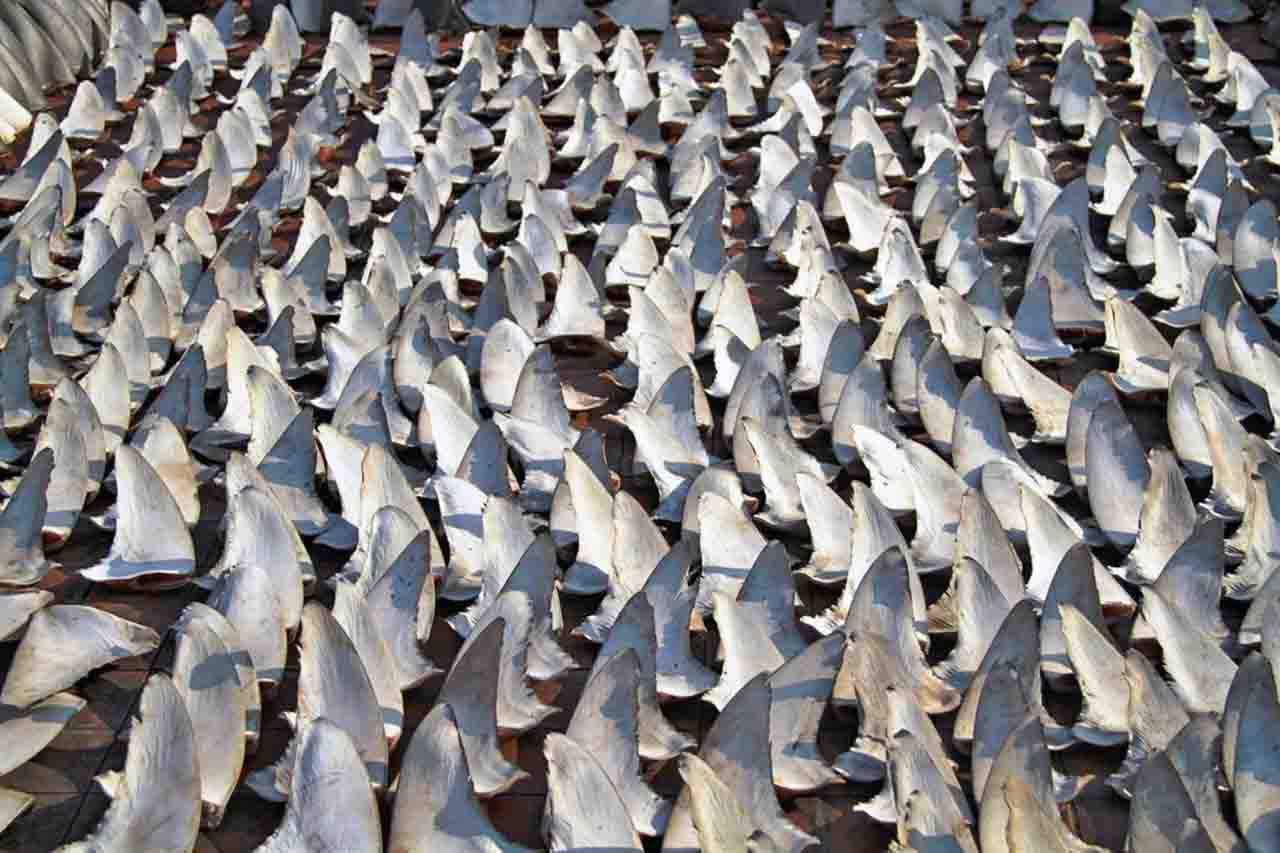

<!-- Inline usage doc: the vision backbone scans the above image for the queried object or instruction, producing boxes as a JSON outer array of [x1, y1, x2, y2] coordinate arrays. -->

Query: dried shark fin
[[1195, 380, 1251, 520], [634, 539, 716, 703], [844, 547, 958, 713], [567, 649, 671, 836], [577, 491, 669, 644], [354, 519, 441, 690], [972, 662, 1036, 807], [1085, 399, 1150, 550], [435, 617, 528, 796], [952, 377, 1065, 497], [1232, 655, 1280, 853], [1108, 650, 1191, 799], [1142, 587, 1236, 715], [1117, 449, 1198, 585], [1140, 516, 1230, 647], [932, 557, 1016, 691], [82, 444, 196, 586], [33, 398, 87, 549], [543, 731, 644, 852], [448, 495, 534, 637], [332, 579, 408, 747], [795, 472, 853, 585], [743, 417, 826, 532], [953, 600, 1043, 753], [705, 542, 807, 711], [883, 728, 977, 848], [697, 491, 768, 613], [458, 538, 563, 733], [978, 717, 1089, 853], [389, 703, 534, 853], [805, 482, 925, 636], [207, 562, 288, 690], [0, 448, 54, 586], [255, 719, 382, 853], [1162, 717, 1245, 853], [1227, 462, 1280, 602], [0, 604, 159, 709], [172, 603, 249, 828], [1059, 603, 1127, 746], [1038, 541, 1110, 695], [676, 752, 764, 852], [247, 603, 388, 801], [61, 675, 200, 853], [767, 632, 844, 793], [1127, 749, 1218, 853], [662, 674, 818, 853], [592, 589, 694, 761], [206, 485, 304, 631]]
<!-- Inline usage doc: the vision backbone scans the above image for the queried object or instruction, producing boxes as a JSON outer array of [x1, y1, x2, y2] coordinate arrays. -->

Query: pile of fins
[[0, 0, 1278, 850]]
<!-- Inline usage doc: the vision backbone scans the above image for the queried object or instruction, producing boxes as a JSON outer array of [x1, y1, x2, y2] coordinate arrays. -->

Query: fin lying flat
[[1, 605, 159, 709], [0, 690, 85, 782], [0, 787, 32, 836], [0, 590, 52, 640]]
